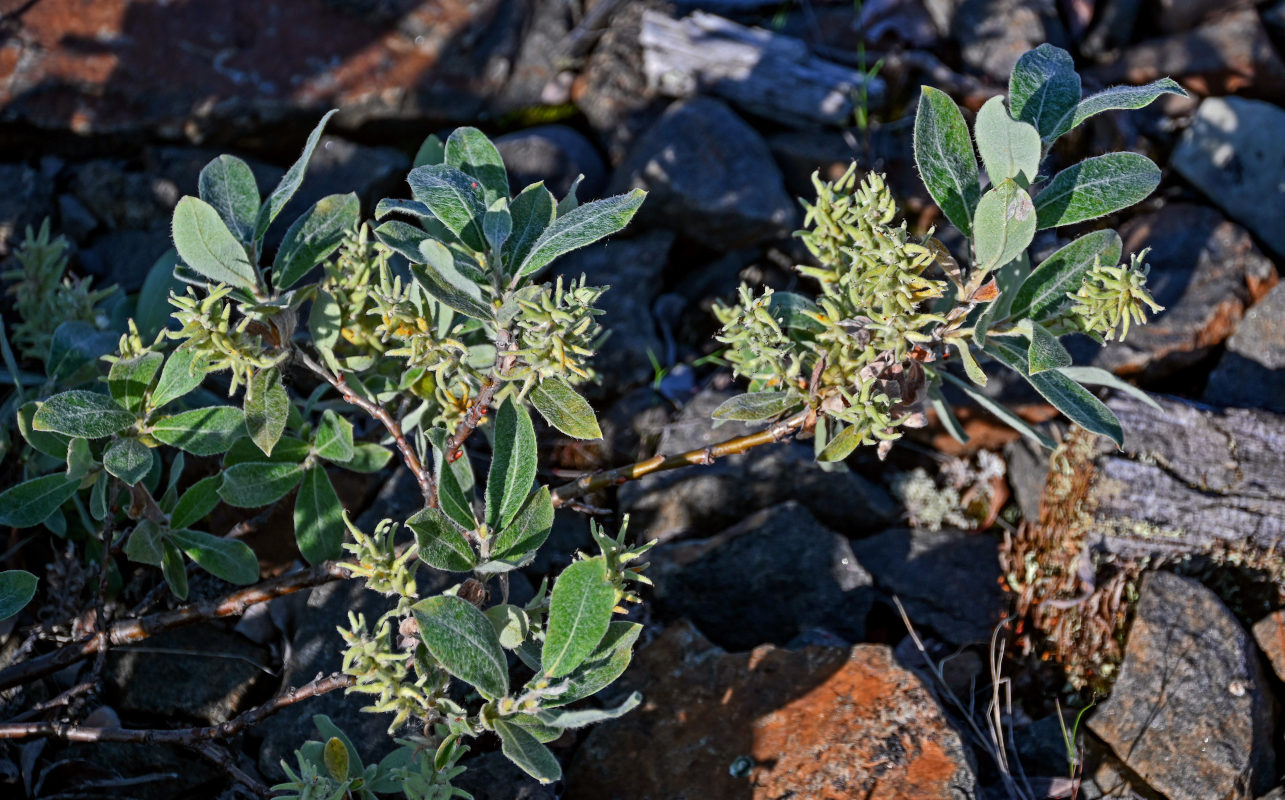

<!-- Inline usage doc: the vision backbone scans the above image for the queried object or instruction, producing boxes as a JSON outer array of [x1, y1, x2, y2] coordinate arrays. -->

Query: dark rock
[[495, 125, 607, 201], [850, 527, 1007, 647], [105, 625, 266, 724], [1251, 608, 1285, 684], [619, 389, 898, 543], [566, 620, 977, 799], [54, 740, 220, 800], [1069, 204, 1277, 381], [1088, 571, 1276, 800], [0, 163, 55, 255], [1204, 282, 1285, 412], [1267, 1, 1285, 44], [144, 146, 285, 201], [553, 230, 674, 395], [610, 96, 795, 250], [490, 0, 575, 115], [78, 228, 172, 292], [597, 386, 670, 465], [652, 502, 877, 649], [1173, 96, 1285, 259], [56, 194, 98, 242], [69, 160, 179, 230], [453, 751, 557, 800], [1011, 713, 1077, 777], [1155, 0, 1254, 33], [1003, 437, 1048, 523], [953, 0, 1068, 82]]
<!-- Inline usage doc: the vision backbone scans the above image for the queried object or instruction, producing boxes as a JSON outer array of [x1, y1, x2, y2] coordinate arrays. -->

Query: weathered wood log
[[639, 10, 886, 127]]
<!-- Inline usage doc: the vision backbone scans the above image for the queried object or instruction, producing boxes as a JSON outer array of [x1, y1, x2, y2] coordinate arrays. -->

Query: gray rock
[[69, 160, 180, 230], [144, 146, 285, 201], [1204, 282, 1285, 412], [652, 502, 876, 649], [953, 0, 1067, 82], [1088, 571, 1276, 800], [1004, 437, 1048, 523], [850, 527, 1007, 646], [275, 136, 408, 238], [78, 228, 172, 292], [495, 125, 607, 201], [453, 751, 557, 800], [56, 194, 98, 242], [1155, 0, 1253, 33], [611, 97, 795, 250], [1174, 98, 1285, 259], [1267, 0, 1285, 44], [0, 163, 54, 255]]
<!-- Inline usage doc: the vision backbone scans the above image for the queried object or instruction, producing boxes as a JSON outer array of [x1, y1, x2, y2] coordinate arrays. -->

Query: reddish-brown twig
[[443, 328, 515, 463]]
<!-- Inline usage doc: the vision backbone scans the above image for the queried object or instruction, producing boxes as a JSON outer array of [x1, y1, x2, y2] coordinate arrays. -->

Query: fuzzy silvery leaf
[[324, 738, 349, 782], [406, 506, 476, 572], [502, 182, 556, 276], [16, 402, 70, 459], [151, 348, 209, 410], [170, 475, 222, 530], [543, 556, 616, 678], [493, 719, 561, 784], [557, 174, 584, 216], [125, 519, 165, 566], [486, 398, 538, 531], [294, 466, 345, 564], [1025, 321, 1073, 375], [940, 371, 1055, 449], [65, 437, 93, 481], [768, 292, 826, 334], [429, 428, 477, 530], [169, 528, 260, 585], [136, 250, 184, 341], [161, 539, 188, 600], [313, 715, 364, 779], [1067, 78, 1186, 132], [313, 409, 355, 463], [198, 155, 260, 244], [1056, 366, 1162, 411], [48, 322, 119, 385], [309, 288, 342, 356], [928, 387, 969, 446], [975, 96, 1042, 187], [530, 379, 602, 440], [224, 435, 310, 467], [411, 239, 492, 321], [254, 109, 337, 244], [445, 127, 509, 204], [245, 367, 289, 457], [1009, 229, 1123, 322], [1008, 44, 1081, 142], [972, 179, 1036, 275], [535, 691, 642, 729], [372, 220, 432, 263], [273, 193, 360, 290], [0, 570, 37, 621], [816, 423, 863, 462], [711, 391, 796, 423], [172, 196, 259, 292], [413, 594, 510, 699], [151, 406, 246, 456], [950, 339, 989, 387], [103, 437, 152, 486], [374, 197, 435, 223], [0, 474, 80, 528], [985, 337, 1123, 446], [407, 164, 488, 251], [515, 189, 646, 278], [219, 461, 305, 508], [413, 133, 445, 168], [1034, 153, 1160, 229], [485, 604, 530, 650], [484, 204, 513, 252], [109, 351, 164, 414], [34, 391, 133, 439], [483, 486, 554, 574], [342, 442, 394, 474], [913, 86, 981, 237], [542, 621, 641, 707]]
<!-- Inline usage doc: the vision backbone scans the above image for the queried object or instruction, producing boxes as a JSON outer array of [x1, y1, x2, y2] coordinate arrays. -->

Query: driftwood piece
[[640, 10, 886, 126]]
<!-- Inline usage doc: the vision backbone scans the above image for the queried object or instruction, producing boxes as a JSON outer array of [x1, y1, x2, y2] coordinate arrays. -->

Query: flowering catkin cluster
[[1067, 250, 1163, 341], [509, 275, 605, 391], [167, 284, 284, 393]]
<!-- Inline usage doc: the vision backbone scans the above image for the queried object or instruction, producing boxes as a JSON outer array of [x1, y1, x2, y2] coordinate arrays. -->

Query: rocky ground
[[2, 0, 1285, 798]]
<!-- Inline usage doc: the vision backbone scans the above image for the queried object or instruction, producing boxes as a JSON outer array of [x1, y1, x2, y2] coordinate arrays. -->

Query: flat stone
[[610, 96, 795, 250], [1174, 96, 1285, 259], [496, 125, 607, 203], [954, 0, 1068, 82], [1088, 571, 1276, 800], [565, 621, 977, 800], [1251, 608, 1285, 684], [1155, 0, 1254, 33], [68, 160, 179, 230], [0, 163, 54, 255], [652, 502, 877, 648], [1205, 282, 1285, 412]]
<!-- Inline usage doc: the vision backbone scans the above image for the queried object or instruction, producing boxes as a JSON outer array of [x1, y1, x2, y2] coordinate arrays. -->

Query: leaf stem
[[443, 327, 515, 463]]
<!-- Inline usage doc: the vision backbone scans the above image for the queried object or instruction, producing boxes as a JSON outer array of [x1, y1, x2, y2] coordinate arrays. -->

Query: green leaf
[[341, 442, 394, 473], [816, 423, 863, 463], [324, 737, 350, 782], [198, 155, 260, 244], [406, 506, 476, 572], [372, 220, 431, 263], [151, 406, 246, 456], [34, 391, 134, 439], [940, 371, 1055, 449], [973, 179, 1036, 274], [0, 474, 79, 528], [104, 437, 152, 486], [1034, 153, 1160, 230], [413, 133, 445, 168], [502, 182, 556, 275], [1009, 229, 1123, 322], [46, 321, 116, 385], [407, 164, 487, 251], [411, 240, 492, 321], [168, 528, 259, 584], [530, 379, 601, 440], [485, 486, 554, 573], [486, 398, 538, 531], [413, 595, 509, 699], [768, 292, 826, 334], [543, 556, 616, 678], [125, 519, 166, 566], [711, 391, 796, 423], [219, 462, 305, 508], [975, 95, 1041, 187], [976, 254, 1028, 348], [484, 203, 512, 252], [65, 437, 94, 481], [312, 715, 364, 777], [429, 429, 476, 531], [516, 189, 646, 278], [151, 348, 209, 409], [913, 86, 981, 237], [1008, 44, 1081, 143], [1067, 78, 1187, 132], [1056, 366, 1163, 411], [535, 691, 642, 729], [136, 249, 184, 341], [309, 288, 342, 356], [0, 570, 38, 621], [445, 127, 509, 204], [109, 351, 164, 414], [1026, 321, 1073, 375], [544, 621, 641, 707], [928, 386, 969, 446], [557, 174, 584, 216], [485, 604, 530, 650], [161, 539, 189, 600], [171, 475, 222, 529], [273, 193, 360, 290], [294, 467, 345, 564], [493, 719, 561, 784], [245, 367, 290, 457], [16, 401, 71, 459], [171, 196, 258, 291], [950, 338, 988, 386], [224, 435, 310, 467], [985, 337, 1123, 446], [255, 109, 337, 243], [313, 409, 355, 463]]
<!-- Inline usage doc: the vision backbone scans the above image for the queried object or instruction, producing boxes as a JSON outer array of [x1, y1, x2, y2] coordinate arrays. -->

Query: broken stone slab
[[1204, 281, 1285, 413]]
